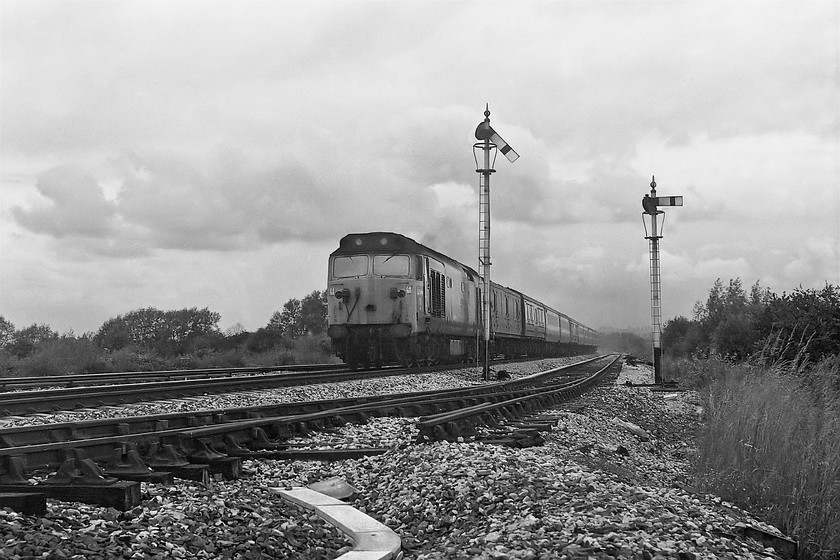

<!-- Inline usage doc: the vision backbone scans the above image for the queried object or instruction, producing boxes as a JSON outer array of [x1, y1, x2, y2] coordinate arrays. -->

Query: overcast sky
[[1, 0, 838, 336]]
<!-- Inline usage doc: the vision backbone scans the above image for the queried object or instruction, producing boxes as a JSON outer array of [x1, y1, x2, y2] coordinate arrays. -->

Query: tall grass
[[669, 356, 840, 559]]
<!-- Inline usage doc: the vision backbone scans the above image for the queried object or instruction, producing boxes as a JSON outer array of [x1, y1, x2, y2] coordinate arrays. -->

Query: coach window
[[373, 254, 410, 277], [333, 255, 369, 278]]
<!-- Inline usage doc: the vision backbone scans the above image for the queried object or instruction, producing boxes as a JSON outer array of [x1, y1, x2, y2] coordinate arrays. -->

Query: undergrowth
[[667, 355, 840, 559]]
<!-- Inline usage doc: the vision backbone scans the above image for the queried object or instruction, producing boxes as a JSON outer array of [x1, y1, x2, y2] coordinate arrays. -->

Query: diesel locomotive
[[326, 232, 598, 368]]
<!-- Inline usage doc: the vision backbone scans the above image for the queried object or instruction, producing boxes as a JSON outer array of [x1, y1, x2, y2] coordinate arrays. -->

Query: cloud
[[10, 166, 117, 238], [783, 237, 840, 285]]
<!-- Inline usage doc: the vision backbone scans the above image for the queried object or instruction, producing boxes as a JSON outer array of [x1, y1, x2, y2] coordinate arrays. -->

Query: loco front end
[[327, 233, 421, 368]]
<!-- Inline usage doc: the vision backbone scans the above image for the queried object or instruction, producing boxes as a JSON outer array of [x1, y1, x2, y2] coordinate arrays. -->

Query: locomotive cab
[[327, 234, 420, 367], [327, 232, 480, 368]]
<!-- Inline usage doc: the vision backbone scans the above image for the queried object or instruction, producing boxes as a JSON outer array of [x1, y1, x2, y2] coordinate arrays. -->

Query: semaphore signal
[[473, 105, 518, 381], [641, 176, 684, 385]]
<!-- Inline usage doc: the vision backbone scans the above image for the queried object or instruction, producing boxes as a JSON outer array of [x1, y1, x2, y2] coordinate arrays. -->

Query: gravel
[[0, 357, 584, 429], [0, 358, 793, 559]]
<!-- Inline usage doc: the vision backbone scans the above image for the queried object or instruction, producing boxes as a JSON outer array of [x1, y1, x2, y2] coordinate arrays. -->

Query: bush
[[663, 353, 730, 389], [292, 334, 337, 364], [247, 347, 296, 367], [107, 347, 167, 372], [192, 349, 249, 369], [16, 337, 108, 377]]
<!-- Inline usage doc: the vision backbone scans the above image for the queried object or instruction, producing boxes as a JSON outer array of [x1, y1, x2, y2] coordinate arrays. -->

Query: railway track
[[0, 354, 619, 512], [0, 355, 577, 417], [0, 363, 347, 391], [0, 363, 403, 416]]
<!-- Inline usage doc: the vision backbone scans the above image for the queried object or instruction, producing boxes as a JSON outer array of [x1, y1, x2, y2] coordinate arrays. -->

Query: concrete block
[[272, 486, 346, 508], [317, 504, 389, 535]]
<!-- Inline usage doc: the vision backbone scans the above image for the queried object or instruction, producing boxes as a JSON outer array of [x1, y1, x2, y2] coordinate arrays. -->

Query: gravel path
[[0, 358, 792, 559]]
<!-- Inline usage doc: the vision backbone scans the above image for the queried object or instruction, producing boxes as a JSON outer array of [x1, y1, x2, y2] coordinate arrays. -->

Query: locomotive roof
[[333, 232, 480, 278]]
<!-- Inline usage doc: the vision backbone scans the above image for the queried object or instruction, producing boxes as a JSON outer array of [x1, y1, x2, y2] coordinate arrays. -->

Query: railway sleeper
[[0, 457, 142, 511], [0, 492, 46, 515]]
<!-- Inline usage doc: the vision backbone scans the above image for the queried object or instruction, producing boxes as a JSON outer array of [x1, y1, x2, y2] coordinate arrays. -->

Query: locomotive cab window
[[372, 254, 410, 277], [333, 255, 369, 278]]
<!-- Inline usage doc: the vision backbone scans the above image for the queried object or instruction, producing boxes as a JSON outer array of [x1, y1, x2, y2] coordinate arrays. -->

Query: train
[[326, 232, 598, 368]]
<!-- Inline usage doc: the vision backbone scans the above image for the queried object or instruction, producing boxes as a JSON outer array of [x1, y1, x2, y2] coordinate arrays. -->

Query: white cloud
[[783, 236, 840, 285]]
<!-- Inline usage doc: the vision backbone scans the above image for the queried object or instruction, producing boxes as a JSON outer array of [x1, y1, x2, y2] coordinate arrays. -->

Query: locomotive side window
[[333, 255, 369, 278], [372, 254, 410, 277]]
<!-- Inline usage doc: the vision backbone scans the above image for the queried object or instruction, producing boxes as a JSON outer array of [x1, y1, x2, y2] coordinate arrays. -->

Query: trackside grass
[[667, 356, 840, 559]]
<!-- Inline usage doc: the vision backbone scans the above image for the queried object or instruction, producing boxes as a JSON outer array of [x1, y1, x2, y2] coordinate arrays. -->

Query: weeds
[[688, 357, 840, 559]]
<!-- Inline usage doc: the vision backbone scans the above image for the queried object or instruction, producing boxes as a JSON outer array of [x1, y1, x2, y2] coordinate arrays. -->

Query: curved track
[[0, 355, 618, 488]]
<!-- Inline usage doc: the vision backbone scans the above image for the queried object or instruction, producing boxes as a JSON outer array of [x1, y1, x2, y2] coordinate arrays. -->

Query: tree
[[761, 284, 840, 365], [95, 307, 221, 355], [246, 327, 285, 353], [267, 291, 328, 339], [662, 316, 703, 357], [165, 307, 221, 353], [691, 278, 764, 358], [268, 299, 302, 338], [299, 290, 328, 335], [224, 323, 246, 337], [7, 323, 58, 358], [0, 316, 15, 348], [96, 316, 133, 351]]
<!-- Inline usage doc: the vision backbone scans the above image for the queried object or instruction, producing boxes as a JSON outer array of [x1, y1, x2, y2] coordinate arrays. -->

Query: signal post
[[473, 106, 518, 381], [641, 176, 683, 384]]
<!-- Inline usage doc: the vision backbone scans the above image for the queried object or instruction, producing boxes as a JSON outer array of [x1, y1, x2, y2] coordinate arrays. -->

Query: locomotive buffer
[[474, 106, 518, 381], [642, 176, 683, 385]]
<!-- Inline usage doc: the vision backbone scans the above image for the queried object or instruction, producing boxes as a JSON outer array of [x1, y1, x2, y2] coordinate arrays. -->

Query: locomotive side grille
[[430, 269, 446, 318]]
